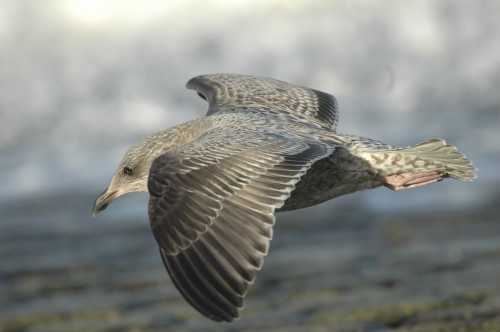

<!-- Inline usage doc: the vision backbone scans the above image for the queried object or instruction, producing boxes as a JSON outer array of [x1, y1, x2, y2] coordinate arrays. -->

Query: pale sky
[[0, 0, 498, 207]]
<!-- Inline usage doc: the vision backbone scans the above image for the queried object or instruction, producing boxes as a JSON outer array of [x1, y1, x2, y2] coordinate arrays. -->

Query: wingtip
[[185, 76, 199, 90]]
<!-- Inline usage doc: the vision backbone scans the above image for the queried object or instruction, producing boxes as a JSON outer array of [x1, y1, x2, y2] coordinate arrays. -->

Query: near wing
[[186, 73, 338, 129], [148, 128, 333, 321]]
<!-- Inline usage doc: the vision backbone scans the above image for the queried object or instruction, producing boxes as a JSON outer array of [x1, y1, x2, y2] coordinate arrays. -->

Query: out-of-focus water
[[2, 190, 500, 331]]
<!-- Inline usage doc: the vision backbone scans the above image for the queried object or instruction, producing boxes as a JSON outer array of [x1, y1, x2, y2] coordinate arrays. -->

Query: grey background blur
[[1, 0, 499, 210], [1, 1, 500, 331]]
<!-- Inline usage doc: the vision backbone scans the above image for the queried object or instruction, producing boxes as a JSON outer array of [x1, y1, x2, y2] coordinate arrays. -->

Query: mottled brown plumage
[[186, 73, 338, 128], [93, 73, 476, 322]]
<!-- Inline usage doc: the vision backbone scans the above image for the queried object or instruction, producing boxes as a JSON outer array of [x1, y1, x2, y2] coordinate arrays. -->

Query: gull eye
[[123, 166, 134, 176]]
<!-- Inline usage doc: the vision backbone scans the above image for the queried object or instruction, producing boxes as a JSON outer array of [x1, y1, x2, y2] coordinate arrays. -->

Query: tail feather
[[401, 139, 476, 182]]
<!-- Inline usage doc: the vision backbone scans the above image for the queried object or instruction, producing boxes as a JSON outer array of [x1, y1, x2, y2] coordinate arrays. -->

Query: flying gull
[[93, 73, 475, 321]]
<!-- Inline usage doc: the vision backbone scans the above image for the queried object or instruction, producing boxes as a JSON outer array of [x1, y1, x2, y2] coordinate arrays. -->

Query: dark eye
[[123, 166, 134, 176]]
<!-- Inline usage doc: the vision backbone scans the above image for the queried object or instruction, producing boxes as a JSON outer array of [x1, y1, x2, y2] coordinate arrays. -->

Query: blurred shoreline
[[2, 189, 500, 331]]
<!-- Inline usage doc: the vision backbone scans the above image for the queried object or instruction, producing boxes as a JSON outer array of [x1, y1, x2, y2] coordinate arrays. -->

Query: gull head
[[92, 143, 152, 216]]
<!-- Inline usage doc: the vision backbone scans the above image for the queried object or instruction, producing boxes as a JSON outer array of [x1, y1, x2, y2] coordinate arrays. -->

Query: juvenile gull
[[93, 73, 475, 321]]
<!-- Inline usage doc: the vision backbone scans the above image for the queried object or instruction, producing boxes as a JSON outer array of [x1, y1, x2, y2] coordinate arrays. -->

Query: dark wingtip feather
[[160, 247, 240, 322], [313, 89, 338, 128]]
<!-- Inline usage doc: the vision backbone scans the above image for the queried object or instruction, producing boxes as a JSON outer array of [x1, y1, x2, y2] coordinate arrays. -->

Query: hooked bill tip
[[92, 189, 116, 217], [92, 202, 109, 217]]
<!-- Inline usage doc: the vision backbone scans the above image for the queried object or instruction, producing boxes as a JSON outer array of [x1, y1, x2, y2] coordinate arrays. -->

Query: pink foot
[[383, 171, 446, 191]]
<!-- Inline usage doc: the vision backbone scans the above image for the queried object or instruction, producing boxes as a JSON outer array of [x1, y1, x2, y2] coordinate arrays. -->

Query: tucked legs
[[383, 171, 446, 191]]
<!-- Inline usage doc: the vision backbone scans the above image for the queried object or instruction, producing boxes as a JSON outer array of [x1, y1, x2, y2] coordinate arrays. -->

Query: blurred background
[[1, 1, 500, 331]]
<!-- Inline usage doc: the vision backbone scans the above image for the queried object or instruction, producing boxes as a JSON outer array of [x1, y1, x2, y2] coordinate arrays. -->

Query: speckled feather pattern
[[187, 73, 338, 129]]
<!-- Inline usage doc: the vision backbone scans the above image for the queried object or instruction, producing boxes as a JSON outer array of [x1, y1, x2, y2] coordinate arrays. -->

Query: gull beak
[[92, 188, 119, 217]]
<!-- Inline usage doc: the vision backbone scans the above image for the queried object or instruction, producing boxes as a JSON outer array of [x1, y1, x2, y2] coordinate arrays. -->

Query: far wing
[[186, 73, 338, 129]]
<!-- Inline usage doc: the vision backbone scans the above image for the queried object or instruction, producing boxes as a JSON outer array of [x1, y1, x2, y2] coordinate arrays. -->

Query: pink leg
[[383, 171, 446, 191]]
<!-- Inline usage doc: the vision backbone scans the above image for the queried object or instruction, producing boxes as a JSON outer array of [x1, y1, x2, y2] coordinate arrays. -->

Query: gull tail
[[398, 139, 476, 182]]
